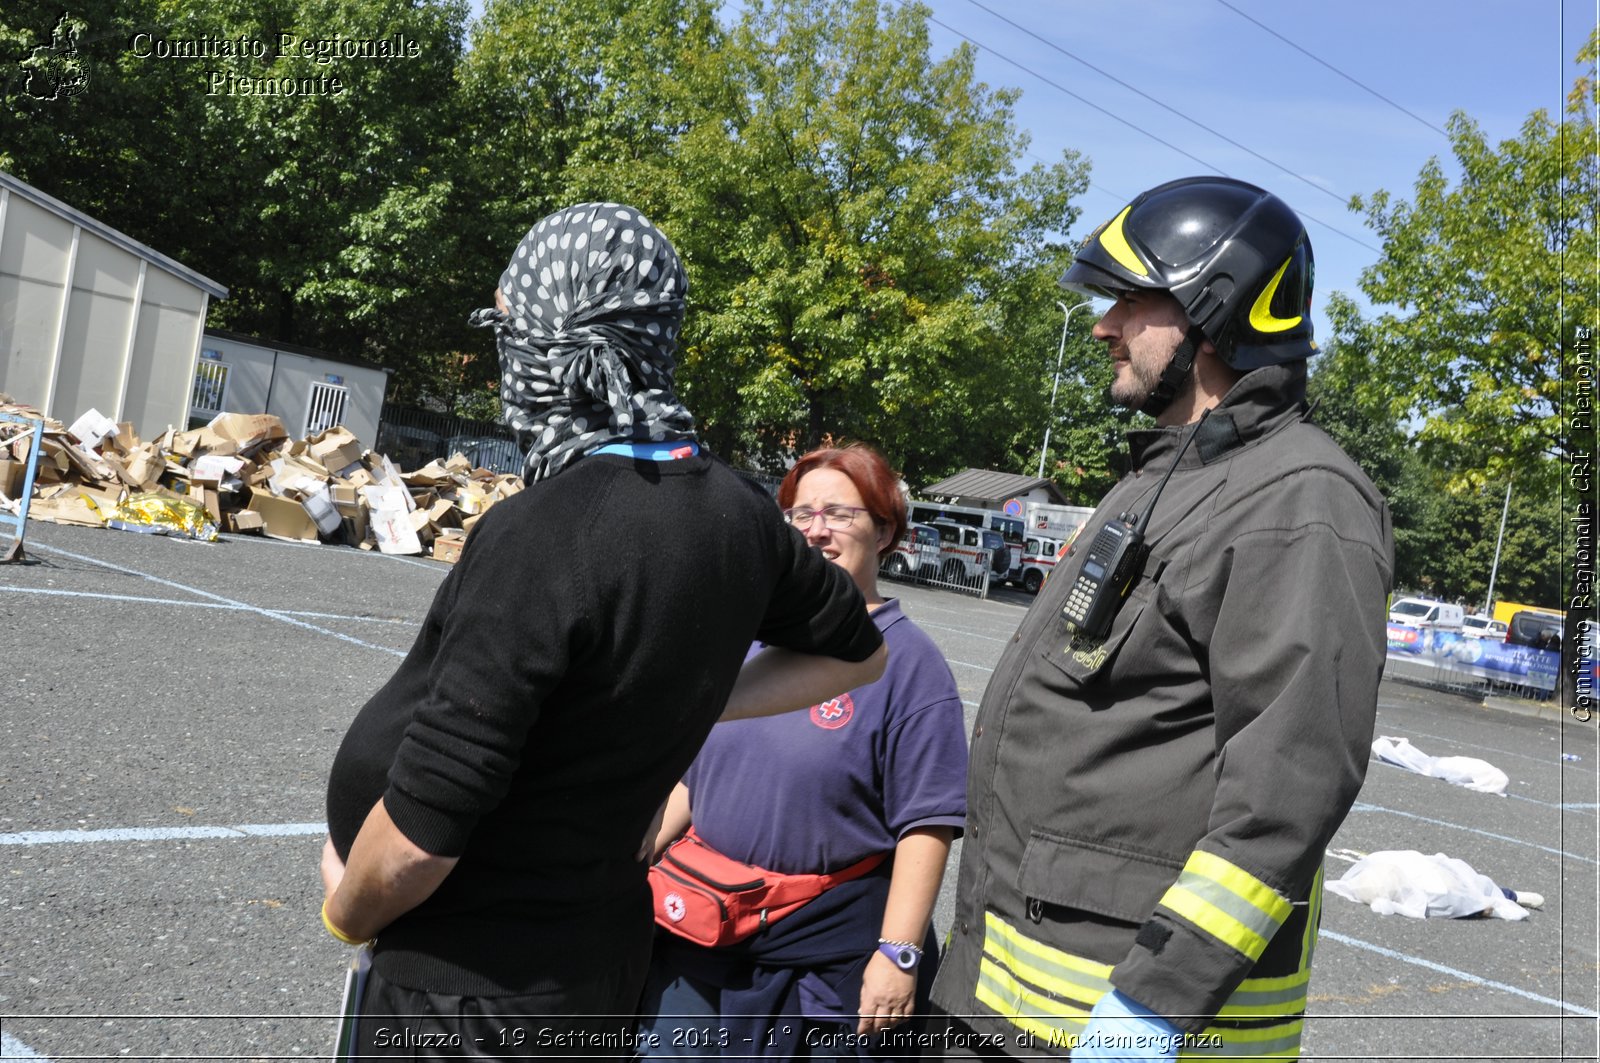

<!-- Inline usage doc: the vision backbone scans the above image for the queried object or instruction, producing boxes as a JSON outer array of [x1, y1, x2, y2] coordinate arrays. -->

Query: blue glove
[[1072, 989, 1184, 1061]]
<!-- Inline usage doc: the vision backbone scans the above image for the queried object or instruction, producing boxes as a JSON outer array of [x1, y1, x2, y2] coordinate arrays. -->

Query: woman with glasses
[[639, 443, 968, 1059]]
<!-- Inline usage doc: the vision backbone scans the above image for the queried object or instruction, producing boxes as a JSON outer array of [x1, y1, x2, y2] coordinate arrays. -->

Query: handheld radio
[[1061, 410, 1211, 640]]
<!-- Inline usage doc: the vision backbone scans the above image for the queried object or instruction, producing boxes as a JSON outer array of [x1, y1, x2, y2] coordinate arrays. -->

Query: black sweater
[[325, 451, 881, 994]]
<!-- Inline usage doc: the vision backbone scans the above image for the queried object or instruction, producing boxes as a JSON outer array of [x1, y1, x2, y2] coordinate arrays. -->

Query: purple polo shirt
[[684, 599, 968, 875]]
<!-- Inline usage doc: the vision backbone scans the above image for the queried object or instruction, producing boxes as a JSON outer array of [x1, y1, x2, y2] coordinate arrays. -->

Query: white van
[[1017, 535, 1066, 595], [1461, 614, 1509, 640], [1388, 597, 1465, 629], [884, 522, 941, 581]]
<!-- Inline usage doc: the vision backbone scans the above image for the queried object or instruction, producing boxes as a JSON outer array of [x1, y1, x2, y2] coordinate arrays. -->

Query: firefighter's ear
[[876, 522, 894, 554]]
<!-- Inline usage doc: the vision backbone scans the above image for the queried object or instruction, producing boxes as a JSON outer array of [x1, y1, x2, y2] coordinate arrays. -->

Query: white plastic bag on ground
[[1371, 735, 1509, 794], [1326, 850, 1528, 920]]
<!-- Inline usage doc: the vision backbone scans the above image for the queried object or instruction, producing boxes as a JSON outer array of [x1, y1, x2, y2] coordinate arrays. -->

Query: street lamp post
[[1037, 300, 1093, 481]]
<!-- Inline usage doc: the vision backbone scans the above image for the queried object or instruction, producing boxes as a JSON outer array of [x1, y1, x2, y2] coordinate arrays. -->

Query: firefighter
[[930, 176, 1394, 1061]]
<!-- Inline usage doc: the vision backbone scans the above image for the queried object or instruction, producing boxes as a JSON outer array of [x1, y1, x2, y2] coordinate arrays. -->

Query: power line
[[1212, 0, 1452, 139], [921, 8, 1382, 255], [961, 0, 1354, 211]]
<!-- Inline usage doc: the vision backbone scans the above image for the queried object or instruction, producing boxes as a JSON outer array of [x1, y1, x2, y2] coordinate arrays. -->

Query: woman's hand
[[320, 836, 346, 897], [855, 950, 916, 1035]]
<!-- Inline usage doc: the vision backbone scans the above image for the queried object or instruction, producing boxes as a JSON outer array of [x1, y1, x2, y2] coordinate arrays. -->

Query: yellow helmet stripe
[[1248, 256, 1303, 333], [1098, 207, 1150, 278]]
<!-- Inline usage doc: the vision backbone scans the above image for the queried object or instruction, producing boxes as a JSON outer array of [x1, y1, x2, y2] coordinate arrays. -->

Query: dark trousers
[[354, 950, 650, 1060]]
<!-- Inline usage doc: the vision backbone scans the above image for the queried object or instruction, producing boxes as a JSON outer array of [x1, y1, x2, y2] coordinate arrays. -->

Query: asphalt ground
[[1, 519, 1596, 1061]]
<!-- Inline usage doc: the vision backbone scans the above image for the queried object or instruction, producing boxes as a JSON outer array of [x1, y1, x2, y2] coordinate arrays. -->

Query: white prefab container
[[196, 329, 390, 448], [0, 170, 227, 434]]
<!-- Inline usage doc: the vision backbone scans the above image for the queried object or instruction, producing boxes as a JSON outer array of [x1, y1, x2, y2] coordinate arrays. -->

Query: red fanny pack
[[649, 829, 886, 947]]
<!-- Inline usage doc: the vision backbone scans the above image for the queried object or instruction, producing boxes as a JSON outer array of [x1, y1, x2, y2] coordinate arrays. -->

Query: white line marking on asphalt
[[0, 1032, 52, 1060], [913, 620, 1011, 642], [24, 542, 407, 658], [0, 585, 417, 626], [0, 822, 327, 846], [1321, 930, 1600, 1016], [946, 659, 995, 674], [1349, 802, 1597, 864]]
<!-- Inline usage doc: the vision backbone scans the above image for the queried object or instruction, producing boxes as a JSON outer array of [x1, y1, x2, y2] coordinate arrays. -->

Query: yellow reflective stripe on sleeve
[[1161, 886, 1270, 958], [1247, 256, 1303, 332], [1186, 852, 1295, 923], [1099, 206, 1150, 278], [1157, 852, 1292, 961]]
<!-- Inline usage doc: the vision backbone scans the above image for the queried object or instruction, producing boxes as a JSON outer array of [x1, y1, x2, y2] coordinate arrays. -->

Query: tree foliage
[[1338, 30, 1598, 494], [4, 0, 1112, 482], [3, 0, 471, 396], [1310, 337, 1562, 609], [585, 0, 1092, 482]]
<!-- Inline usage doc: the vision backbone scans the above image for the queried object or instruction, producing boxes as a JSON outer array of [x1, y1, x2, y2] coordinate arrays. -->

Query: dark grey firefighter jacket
[[932, 361, 1394, 1056]]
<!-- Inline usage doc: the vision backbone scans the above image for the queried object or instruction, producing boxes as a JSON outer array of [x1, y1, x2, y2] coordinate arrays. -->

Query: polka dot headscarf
[[468, 202, 697, 483]]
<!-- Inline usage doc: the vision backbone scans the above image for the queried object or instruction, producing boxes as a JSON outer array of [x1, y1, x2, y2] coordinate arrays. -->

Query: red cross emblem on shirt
[[809, 692, 855, 730]]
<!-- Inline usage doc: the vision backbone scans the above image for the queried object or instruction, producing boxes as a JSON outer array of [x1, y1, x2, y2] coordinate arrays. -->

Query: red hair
[[777, 443, 908, 559]]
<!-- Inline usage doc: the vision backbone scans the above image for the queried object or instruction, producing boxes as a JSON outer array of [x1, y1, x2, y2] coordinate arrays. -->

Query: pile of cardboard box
[[0, 400, 524, 562]]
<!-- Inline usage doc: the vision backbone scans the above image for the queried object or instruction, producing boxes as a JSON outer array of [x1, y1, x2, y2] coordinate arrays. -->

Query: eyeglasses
[[782, 504, 871, 530]]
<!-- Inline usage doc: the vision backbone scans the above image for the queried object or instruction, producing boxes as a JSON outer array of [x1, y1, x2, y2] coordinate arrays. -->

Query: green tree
[[3, 0, 472, 404], [446, 0, 719, 415], [598, 0, 1090, 482], [1309, 335, 1562, 607], [1338, 30, 1598, 494]]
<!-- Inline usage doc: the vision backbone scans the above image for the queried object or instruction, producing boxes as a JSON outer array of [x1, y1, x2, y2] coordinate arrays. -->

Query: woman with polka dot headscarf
[[470, 202, 698, 482], [320, 204, 888, 1058]]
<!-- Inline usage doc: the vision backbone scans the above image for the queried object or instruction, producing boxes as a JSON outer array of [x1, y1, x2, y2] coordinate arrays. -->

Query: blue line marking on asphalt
[[0, 822, 327, 846], [1349, 802, 1597, 864], [0, 1032, 52, 1060], [0, 584, 416, 626], [24, 542, 407, 658], [1321, 930, 1599, 1016]]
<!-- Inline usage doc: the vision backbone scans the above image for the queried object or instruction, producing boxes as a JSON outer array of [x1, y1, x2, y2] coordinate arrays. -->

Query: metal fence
[[880, 548, 994, 599], [374, 404, 523, 475]]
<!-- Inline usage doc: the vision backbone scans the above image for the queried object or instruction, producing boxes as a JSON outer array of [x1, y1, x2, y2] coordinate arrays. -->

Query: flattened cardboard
[[208, 412, 288, 453], [248, 486, 319, 542], [67, 408, 118, 450], [307, 427, 364, 474], [432, 534, 466, 564], [369, 507, 423, 555], [0, 459, 24, 498]]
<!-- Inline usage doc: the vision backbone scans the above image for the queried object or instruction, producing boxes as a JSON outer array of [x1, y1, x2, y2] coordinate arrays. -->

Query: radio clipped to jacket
[[1061, 410, 1210, 641]]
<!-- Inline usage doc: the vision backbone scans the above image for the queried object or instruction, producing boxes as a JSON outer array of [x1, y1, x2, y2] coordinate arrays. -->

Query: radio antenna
[[1132, 408, 1212, 537]]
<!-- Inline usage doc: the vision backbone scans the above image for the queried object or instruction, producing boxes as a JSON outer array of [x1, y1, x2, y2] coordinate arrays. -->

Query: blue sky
[[911, 0, 1596, 344]]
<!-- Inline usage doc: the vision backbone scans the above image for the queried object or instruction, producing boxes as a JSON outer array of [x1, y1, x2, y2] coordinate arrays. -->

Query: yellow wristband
[[322, 899, 369, 946]]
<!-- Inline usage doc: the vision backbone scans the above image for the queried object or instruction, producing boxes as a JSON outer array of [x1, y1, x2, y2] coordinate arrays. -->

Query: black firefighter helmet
[[1060, 176, 1316, 371]]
